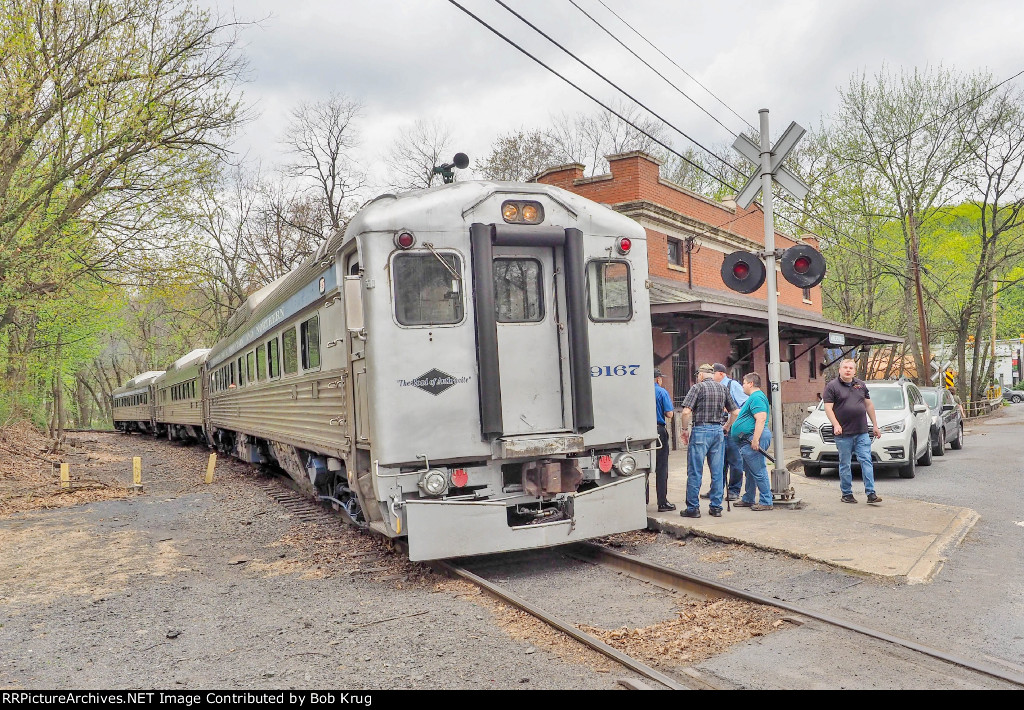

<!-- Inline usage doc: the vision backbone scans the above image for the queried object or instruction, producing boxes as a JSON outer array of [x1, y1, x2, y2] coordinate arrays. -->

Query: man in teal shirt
[[729, 372, 773, 510]]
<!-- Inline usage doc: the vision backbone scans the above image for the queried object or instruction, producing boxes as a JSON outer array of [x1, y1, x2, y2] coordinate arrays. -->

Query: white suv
[[799, 380, 933, 479]]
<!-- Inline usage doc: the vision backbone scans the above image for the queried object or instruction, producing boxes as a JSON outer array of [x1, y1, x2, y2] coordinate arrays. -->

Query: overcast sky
[[204, 0, 1024, 191]]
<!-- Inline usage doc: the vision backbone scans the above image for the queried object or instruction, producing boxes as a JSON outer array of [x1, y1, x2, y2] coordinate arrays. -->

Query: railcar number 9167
[[591, 364, 641, 377]]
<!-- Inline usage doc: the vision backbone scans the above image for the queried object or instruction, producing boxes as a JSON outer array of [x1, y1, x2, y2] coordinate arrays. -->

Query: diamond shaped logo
[[400, 368, 469, 396]]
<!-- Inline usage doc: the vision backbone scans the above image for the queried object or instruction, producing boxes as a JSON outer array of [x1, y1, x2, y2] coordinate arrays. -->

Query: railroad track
[[219, 463, 1024, 689]]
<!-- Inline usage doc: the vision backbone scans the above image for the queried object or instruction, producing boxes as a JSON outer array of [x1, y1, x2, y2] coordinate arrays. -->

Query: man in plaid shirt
[[680, 363, 739, 518]]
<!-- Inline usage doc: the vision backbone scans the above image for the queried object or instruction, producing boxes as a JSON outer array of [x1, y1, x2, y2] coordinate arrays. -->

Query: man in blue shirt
[[653, 368, 675, 512], [730, 372, 774, 510], [713, 363, 747, 501]]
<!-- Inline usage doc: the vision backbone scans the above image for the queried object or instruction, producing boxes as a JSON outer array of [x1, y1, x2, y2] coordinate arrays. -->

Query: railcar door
[[492, 247, 564, 435]]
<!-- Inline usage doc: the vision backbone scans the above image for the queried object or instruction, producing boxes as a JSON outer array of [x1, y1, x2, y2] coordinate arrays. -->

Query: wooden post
[[60, 463, 70, 490], [133, 456, 142, 491], [205, 454, 217, 484]]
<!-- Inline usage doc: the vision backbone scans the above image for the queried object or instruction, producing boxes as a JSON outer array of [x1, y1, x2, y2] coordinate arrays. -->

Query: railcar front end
[[346, 182, 656, 560]]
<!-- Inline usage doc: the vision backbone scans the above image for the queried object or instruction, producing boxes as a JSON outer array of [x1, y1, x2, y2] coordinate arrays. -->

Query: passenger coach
[[133, 179, 658, 560]]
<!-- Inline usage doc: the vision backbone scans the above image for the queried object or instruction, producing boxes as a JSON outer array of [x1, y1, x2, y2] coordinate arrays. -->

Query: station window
[[494, 258, 543, 323], [283, 327, 298, 375], [301, 316, 321, 369], [268, 338, 280, 379], [587, 260, 632, 321], [809, 346, 817, 380], [668, 238, 683, 267], [256, 344, 266, 381], [393, 252, 464, 326]]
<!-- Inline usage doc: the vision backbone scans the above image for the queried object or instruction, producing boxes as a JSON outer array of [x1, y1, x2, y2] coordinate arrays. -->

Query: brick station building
[[535, 151, 900, 435]]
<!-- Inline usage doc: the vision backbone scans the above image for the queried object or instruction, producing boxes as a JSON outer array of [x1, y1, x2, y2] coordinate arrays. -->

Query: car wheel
[[1013, 394, 1022, 404], [950, 425, 964, 450], [899, 437, 917, 478], [803, 464, 821, 477], [933, 429, 945, 456], [918, 435, 932, 466]]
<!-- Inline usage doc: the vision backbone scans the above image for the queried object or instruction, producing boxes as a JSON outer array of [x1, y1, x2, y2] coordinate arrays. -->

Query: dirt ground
[[0, 425, 783, 690]]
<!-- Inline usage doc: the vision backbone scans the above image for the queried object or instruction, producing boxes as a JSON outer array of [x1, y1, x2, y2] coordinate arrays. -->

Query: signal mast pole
[[757, 109, 789, 498]]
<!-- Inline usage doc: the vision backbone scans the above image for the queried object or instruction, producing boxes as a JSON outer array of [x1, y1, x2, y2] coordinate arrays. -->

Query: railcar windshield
[[494, 258, 543, 322], [393, 253, 464, 326]]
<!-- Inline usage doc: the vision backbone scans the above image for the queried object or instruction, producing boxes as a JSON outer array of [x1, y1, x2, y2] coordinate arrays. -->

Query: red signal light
[[732, 261, 750, 279], [616, 237, 632, 255], [451, 468, 468, 487], [395, 232, 415, 249], [793, 255, 812, 273]]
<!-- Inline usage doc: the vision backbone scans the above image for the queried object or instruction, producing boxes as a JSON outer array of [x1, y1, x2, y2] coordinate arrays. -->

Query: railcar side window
[[393, 253, 464, 326], [301, 316, 321, 369], [256, 344, 267, 381], [587, 260, 632, 321], [494, 258, 543, 322], [237, 357, 243, 386], [246, 352, 255, 383], [283, 327, 298, 375], [268, 338, 280, 379]]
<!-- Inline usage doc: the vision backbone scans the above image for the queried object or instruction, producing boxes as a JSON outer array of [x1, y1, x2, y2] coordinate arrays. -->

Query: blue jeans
[[834, 432, 876, 496], [686, 424, 724, 512], [724, 435, 744, 497], [738, 429, 773, 506]]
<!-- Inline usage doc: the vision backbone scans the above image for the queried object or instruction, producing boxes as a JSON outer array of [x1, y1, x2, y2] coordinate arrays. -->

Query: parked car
[[799, 379, 932, 479], [919, 386, 964, 455], [1004, 389, 1024, 404]]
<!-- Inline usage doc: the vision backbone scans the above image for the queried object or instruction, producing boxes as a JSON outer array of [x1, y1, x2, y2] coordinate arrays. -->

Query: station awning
[[649, 277, 902, 346]]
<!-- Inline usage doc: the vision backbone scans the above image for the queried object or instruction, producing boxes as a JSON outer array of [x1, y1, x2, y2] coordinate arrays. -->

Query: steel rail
[[572, 541, 1024, 688], [434, 559, 692, 690]]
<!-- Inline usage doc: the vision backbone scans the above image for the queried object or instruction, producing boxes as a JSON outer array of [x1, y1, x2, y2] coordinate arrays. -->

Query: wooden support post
[[133, 456, 142, 491], [205, 454, 217, 484], [60, 463, 70, 490]]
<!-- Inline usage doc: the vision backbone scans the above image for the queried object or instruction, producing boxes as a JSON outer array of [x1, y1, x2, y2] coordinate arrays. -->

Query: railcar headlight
[[419, 469, 448, 497], [880, 421, 905, 433], [502, 202, 519, 221], [614, 454, 637, 475]]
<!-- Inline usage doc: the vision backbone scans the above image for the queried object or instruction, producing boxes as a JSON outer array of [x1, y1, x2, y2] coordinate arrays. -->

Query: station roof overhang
[[650, 277, 902, 346]]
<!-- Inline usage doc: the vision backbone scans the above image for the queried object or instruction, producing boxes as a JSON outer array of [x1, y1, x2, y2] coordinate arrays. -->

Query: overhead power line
[[488, 0, 747, 178], [446, 0, 737, 191], [568, 0, 739, 138], [595, 0, 756, 134]]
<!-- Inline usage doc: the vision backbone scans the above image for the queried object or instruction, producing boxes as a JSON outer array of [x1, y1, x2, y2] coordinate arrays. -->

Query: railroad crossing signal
[[733, 122, 810, 209]]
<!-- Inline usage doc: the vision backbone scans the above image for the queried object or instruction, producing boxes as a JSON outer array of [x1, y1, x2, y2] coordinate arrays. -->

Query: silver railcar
[[164, 181, 656, 560], [111, 370, 165, 433], [153, 349, 210, 441]]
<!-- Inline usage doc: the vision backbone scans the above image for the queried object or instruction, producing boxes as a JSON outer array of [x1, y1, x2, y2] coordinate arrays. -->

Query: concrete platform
[[647, 436, 978, 584]]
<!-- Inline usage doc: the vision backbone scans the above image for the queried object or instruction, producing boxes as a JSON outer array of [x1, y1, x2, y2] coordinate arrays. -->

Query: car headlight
[[880, 421, 905, 433], [418, 469, 448, 497], [801, 420, 817, 433], [615, 454, 637, 475]]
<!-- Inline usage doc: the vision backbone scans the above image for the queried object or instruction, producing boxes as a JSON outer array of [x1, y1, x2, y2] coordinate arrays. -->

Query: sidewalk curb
[[904, 507, 980, 585]]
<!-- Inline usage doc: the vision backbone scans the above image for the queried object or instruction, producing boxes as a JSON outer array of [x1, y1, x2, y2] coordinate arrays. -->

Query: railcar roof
[[167, 349, 211, 372]]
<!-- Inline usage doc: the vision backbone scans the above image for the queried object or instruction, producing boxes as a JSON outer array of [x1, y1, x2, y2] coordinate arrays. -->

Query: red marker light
[[732, 261, 750, 279], [617, 237, 632, 255], [395, 232, 415, 249], [451, 468, 468, 487], [598, 455, 613, 473], [793, 255, 811, 273]]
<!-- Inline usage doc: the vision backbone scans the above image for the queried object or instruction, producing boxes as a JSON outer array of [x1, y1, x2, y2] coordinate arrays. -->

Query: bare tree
[[478, 129, 559, 181], [386, 118, 455, 190], [282, 93, 365, 235], [546, 101, 668, 176]]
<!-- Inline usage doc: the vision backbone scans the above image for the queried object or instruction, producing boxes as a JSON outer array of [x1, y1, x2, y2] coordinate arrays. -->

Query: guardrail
[[965, 398, 1003, 419]]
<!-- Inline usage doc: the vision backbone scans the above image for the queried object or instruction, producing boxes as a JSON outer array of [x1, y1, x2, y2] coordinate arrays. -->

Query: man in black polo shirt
[[823, 358, 882, 504], [679, 363, 738, 518]]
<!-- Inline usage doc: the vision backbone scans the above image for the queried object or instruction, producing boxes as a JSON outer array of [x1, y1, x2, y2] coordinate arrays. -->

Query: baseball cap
[[696, 363, 714, 374], [653, 368, 664, 378], [713, 363, 728, 373]]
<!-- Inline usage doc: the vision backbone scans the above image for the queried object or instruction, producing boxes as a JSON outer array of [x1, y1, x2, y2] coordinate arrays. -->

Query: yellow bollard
[[205, 454, 217, 484], [133, 456, 142, 491], [60, 463, 70, 490]]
